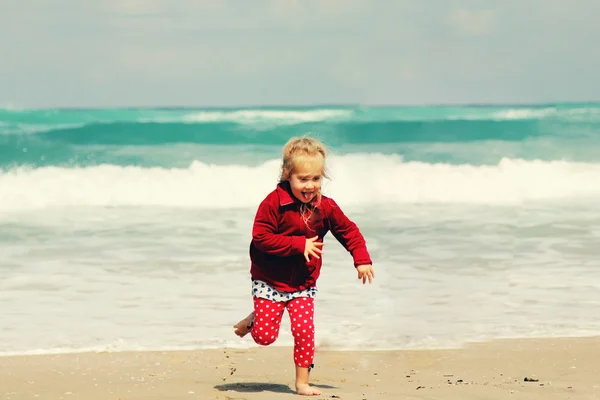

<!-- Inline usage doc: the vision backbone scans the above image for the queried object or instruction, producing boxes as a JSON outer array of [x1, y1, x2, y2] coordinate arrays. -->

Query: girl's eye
[[299, 176, 320, 182]]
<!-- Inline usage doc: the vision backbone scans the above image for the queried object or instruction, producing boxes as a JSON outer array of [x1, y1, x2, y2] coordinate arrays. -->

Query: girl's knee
[[252, 333, 278, 346], [291, 322, 315, 339], [251, 297, 284, 346], [251, 324, 279, 346]]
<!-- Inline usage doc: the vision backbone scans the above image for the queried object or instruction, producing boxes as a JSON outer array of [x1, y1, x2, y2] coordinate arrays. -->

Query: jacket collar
[[276, 181, 321, 208]]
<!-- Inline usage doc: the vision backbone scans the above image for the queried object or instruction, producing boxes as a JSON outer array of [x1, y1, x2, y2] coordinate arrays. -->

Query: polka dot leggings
[[251, 296, 315, 368]]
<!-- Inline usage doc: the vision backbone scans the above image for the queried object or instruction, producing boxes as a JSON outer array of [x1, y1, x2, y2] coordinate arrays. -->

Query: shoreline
[[1, 333, 599, 358], [1, 336, 599, 399], [2, 332, 599, 358]]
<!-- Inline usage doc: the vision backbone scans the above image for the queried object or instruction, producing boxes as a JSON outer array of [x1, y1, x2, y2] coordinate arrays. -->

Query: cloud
[[111, 0, 165, 15], [0, 0, 599, 107], [448, 9, 497, 36]]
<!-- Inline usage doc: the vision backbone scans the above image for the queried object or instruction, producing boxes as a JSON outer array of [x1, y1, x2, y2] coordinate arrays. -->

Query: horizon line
[[2, 99, 600, 111]]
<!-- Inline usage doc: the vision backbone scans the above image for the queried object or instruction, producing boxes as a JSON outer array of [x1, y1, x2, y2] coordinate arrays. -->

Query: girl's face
[[288, 159, 323, 203]]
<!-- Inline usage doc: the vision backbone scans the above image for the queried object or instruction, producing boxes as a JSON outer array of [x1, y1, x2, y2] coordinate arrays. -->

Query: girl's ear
[[281, 168, 291, 180]]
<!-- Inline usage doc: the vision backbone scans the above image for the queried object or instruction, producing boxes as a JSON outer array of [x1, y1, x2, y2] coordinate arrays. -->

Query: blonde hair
[[279, 136, 329, 183], [279, 136, 329, 227]]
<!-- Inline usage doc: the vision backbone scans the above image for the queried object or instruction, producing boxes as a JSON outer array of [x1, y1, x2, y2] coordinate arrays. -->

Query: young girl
[[233, 136, 375, 396]]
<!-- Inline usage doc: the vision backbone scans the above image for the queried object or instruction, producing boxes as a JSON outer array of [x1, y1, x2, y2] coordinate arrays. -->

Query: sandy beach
[[1, 336, 599, 400]]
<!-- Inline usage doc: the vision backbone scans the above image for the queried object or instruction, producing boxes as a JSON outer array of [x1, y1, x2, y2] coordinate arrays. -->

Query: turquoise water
[[2, 103, 600, 168], [1, 103, 600, 356]]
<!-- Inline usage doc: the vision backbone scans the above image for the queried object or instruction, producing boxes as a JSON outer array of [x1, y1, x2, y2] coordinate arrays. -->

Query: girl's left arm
[[326, 198, 372, 267]]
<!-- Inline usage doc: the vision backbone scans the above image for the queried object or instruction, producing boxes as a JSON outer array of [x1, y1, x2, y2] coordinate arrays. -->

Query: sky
[[1, 0, 599, 108]]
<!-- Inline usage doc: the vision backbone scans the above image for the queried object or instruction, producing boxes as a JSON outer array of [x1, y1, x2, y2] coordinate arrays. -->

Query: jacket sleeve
[[327, 199, 372, 267], [252, 199, 306, 257]]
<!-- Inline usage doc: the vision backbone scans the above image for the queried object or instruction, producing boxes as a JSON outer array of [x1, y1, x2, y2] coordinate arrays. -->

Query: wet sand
[[1, 336, 599, 399]]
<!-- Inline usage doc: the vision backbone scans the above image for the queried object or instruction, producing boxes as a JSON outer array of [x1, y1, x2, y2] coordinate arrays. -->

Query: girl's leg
[[250, 297, 286, 346], [286, 297, 320, 396]]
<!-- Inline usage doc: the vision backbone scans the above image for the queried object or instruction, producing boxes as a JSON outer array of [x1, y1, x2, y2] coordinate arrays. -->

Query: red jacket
[[249, 182, 372, 292]]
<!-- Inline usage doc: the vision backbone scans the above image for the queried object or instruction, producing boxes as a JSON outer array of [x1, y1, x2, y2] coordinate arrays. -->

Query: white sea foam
[[142, 109, 353, 125], [0, 122, 86, 135], [490, 108, 558, 120], [1, 155, 600, 213], [448, 106, 600, 121]]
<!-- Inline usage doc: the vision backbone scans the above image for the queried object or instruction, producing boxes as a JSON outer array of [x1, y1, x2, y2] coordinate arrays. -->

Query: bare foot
[[233, 311, 254, 338], [295, 384, 321, 396]]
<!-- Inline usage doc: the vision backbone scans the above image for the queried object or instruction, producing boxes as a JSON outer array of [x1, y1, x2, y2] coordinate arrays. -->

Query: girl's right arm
[[252, 200, 305, 257]]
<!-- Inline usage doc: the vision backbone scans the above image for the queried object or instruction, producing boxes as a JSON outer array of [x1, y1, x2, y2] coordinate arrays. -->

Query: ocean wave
[[2, 155, 599, 212], [488, 107, 600, 121], [0, 119, 546, 149], [175, 109, 352, 124], [3, 104, 600, 136], [0, 107, 354, 134], [0, 123, 86, 135]]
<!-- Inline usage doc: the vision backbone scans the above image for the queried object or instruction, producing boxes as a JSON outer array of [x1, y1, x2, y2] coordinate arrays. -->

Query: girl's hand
[[304, 236, 324, 262], [356, 264, 375, 284]]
